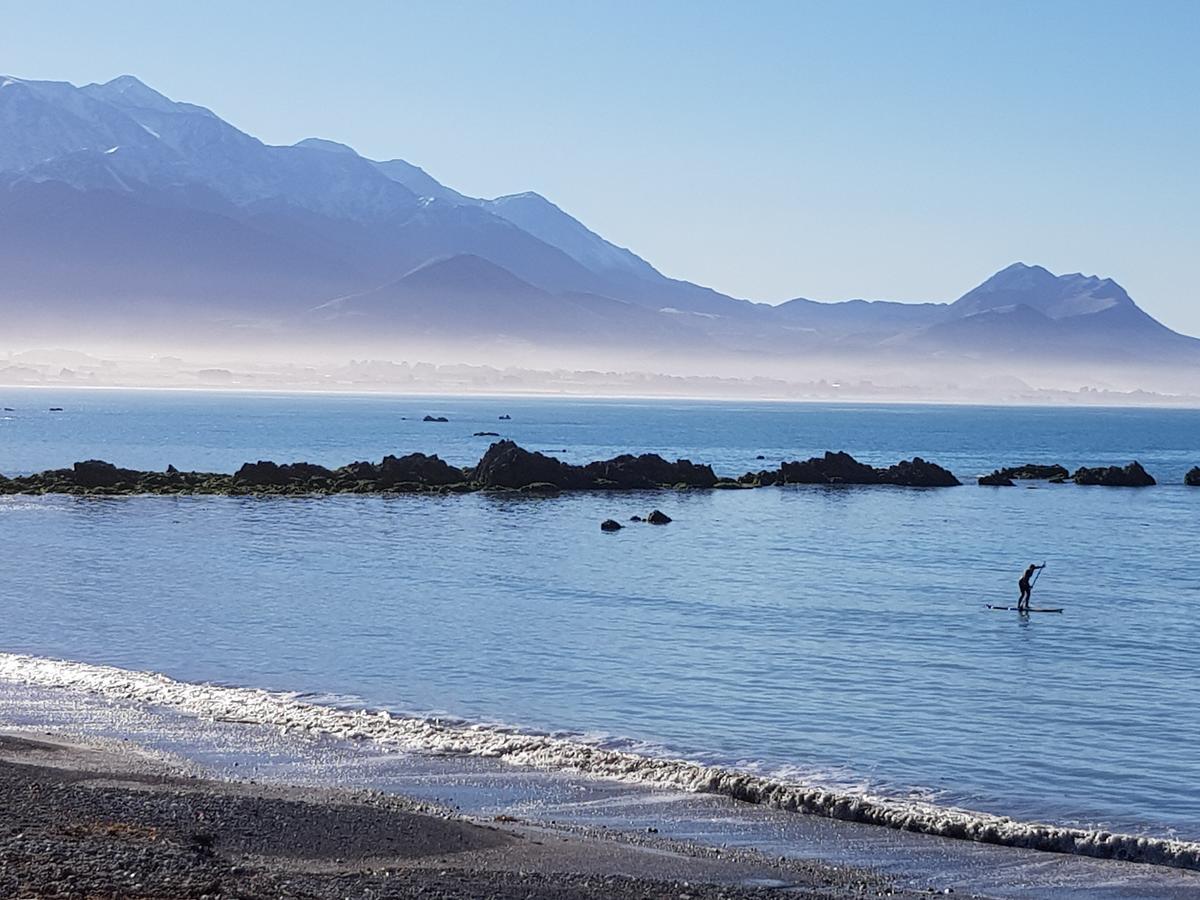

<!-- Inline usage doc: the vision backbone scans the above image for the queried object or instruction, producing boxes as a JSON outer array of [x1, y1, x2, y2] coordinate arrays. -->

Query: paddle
[[1030, 560, 1046, 588]]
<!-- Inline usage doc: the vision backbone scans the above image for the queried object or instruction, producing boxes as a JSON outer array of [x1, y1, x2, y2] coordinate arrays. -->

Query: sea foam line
[[1, 652, 1197, 870]]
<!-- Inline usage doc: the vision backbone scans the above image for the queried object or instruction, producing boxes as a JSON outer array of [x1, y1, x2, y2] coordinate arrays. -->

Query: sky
[[2, 0, 1198, 331]]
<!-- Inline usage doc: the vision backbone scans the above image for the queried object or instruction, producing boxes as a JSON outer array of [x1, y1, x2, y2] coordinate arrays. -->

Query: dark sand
[[0, 733, 908, 899]]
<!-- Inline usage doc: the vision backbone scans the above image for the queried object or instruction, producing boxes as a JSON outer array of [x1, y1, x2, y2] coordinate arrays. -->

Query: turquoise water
[[2, 388, 1200, 839]]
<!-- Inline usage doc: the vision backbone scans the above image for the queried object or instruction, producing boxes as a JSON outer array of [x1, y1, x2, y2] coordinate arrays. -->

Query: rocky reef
[[0, 444, 1180, 497], [1072, 461, 1156, 487], [740, 450, 960, 487], [1187, 467, 1200, 486]]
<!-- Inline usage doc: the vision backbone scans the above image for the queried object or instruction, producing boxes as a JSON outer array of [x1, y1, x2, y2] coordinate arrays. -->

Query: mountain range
[[1, 73, 1195, 385]]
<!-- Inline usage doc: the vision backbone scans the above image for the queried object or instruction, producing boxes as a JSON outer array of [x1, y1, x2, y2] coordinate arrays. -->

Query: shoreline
[[4, 652, 1200, 876], [0, 731, 901, 899], [5, 380, 1200, 410]]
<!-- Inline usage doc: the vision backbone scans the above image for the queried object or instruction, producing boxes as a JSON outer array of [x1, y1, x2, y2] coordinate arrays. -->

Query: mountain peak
[[83, 74, 177, 112], [294, 137, 359, 156], [953, 263, 1135, 320]]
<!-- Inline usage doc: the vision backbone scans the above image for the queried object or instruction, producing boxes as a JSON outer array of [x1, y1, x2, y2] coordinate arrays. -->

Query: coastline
[[5, 652, 1200, 890], [0, 732, 894, 899]]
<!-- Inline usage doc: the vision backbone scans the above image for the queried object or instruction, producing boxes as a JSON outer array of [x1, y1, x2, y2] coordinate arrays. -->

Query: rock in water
[[472, 440, 586, 489], [1072, 461, 1156, 487], [377, 453, 462, 486], [582, 453, 718, 489], [234, 460, 334, 486], [780, 450, 880, 485], [996, 463, 1069, 480], [71, 460, 143, 488], [879, 458, 961, 487], [600, 519, 623, 531], [1187, 467, 1200, 486], [978, 471, 1015, 486], [423, 415, 449, 423], [647, 509, 672, 524]]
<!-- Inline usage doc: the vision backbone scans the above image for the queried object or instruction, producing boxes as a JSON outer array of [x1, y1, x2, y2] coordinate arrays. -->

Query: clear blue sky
[[3, 1, 1198, 330]]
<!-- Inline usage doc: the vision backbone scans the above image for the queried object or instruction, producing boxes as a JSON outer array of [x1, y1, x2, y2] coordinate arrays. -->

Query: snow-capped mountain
[[0, 73, 1194, 376]]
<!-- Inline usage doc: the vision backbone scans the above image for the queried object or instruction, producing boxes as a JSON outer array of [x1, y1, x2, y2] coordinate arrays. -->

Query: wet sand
[[0, 733, 904, 899]]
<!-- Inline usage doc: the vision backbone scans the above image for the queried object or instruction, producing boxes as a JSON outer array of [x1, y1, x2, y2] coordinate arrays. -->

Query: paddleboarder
[[1017, 562, 1045, 612]]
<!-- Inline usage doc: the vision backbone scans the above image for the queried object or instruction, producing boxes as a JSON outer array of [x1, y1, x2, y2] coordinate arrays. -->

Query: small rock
[[600, 519, 623, 532], [647, 509, 672, 524], [978, 471, 1014, 487], [423, 415, 449, 423]]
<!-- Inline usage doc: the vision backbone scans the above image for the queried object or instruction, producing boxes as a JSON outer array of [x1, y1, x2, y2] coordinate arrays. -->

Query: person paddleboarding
[[1017, 562, 1045, 612]]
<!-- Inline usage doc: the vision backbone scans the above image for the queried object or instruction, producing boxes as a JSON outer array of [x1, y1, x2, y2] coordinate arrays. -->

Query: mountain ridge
[[0, 73, 1194, 379]]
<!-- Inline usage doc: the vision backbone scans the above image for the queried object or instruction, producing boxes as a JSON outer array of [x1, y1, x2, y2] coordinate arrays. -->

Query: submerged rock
[[647, 509, 672, 525], [1187, 467, 1200, 486], [473, 431, 501, 437], [996, 463, 1069, 481], [422, 415, 449, 423], [1073, 461, 1156, 487], [978, 471, 1015, 486], [600, 518, 623, 531]]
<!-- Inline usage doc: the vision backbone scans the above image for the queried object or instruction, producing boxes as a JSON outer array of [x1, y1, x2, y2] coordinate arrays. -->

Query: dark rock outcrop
[[422, 415, 449, 423], [474, 431, 501, 437], [1187, 467, 1200, 486], [978, 471, 1015, 486], [1072, 461, 1156, 487], [472, 441, 587, 490], [996, 464, 1069, 481], [647, 510, 672, 525], [879, 458, 961, 487], [777, 451, 960, 487], [378, 453, 463, 486], [582, 453, 717, 489], [600, 518, 623, 532], [234, 461, 334, 486], [69, 460, 144, 488], [0, 442, 963, 497], [780, 451, 880, 485]]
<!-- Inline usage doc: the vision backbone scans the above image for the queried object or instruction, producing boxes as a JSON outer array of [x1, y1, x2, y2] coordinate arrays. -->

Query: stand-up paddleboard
[[985, 604, 1064, 613]]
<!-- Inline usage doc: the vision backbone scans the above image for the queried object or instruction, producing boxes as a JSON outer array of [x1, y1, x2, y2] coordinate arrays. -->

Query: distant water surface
[[2, 388, 1200, 840]]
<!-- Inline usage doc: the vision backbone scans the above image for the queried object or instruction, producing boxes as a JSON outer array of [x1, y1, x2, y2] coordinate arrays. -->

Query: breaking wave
[[2, 652, 1198, 870]]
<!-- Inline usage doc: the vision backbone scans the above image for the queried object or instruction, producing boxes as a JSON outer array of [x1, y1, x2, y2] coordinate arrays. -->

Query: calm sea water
[[3, 388, 1200, 839]]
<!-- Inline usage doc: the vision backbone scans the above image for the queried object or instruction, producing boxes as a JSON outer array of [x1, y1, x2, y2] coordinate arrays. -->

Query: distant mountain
[[0, 73, 1194, 379], [310, 253, 713, 350]]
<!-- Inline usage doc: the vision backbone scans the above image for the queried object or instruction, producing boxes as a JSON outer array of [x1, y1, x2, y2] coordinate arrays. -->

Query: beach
[[0, 732, 899, 899]]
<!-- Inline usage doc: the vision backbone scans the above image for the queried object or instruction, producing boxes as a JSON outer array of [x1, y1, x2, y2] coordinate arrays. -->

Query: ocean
[[2, 387, 1199, 852]]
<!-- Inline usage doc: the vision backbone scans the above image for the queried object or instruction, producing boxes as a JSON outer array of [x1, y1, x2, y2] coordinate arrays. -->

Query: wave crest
[[1, 652, 1196, 870]]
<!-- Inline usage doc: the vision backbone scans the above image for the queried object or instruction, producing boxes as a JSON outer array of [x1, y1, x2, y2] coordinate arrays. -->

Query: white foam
[[2, 652, 1197, 870]]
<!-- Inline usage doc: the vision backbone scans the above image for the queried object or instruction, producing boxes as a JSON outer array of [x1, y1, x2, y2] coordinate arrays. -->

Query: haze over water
[[3, 388, 1200, 841]]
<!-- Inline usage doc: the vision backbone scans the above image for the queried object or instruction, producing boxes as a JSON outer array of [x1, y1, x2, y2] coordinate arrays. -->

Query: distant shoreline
[[4, 379, 1200, 409]]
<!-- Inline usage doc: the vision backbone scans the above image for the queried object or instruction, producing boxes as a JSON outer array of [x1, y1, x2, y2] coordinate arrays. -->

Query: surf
[[1, 651, 1198, 871]]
